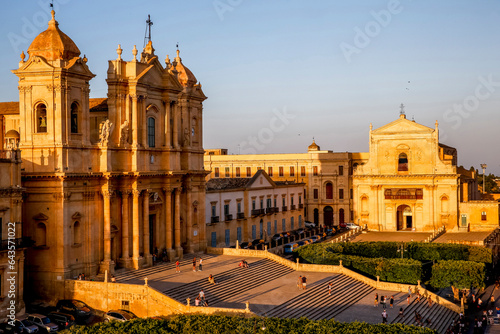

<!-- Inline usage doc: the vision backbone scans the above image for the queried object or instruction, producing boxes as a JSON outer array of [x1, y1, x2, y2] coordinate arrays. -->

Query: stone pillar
[[131, 95, 139, 146], [121, 190, 131, 266], [186, 185, 193, 253], [143, 189, 151, 266], [173, 103, 179, 149], [132, 189, 141, 269], [165, 102, 171, 148], [165, 188, 175, 260], [174, 187, 182, 257], [100, 190, 115, 274]]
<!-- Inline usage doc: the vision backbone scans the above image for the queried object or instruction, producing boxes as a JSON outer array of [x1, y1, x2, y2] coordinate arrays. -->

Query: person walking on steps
[[390, 295, 394, 308], [328, 283, 333, 296], [193, 257, 197, 272], [298, 276, 302, 290], [199, 258, 203, 271], [374, 293, 379, 307], [176, 260, 180, 273]]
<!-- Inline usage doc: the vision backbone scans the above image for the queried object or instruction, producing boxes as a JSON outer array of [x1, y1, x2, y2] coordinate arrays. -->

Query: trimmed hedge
[[296, 241, 492, 263], [429, 260, 486, 290], [60, 315, 438, 334]]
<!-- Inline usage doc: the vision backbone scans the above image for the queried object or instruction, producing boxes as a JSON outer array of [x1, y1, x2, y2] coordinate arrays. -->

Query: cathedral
[[0, 10, 207, 301]]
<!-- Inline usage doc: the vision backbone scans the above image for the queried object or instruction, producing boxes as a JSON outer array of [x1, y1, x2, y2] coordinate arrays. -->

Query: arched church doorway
[[397, 205, 412, 230], [324, 206, 333, 227], [313, 209, 319, 225], [339, 208, 345, 225]]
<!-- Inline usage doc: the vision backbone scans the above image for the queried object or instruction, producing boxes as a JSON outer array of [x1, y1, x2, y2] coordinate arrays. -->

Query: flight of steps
[[390, 296, 459, 334], [163, 258, 294, 306], [262, 273, 374, 319]]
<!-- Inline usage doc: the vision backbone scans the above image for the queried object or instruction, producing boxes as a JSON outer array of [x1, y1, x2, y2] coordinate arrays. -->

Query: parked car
[[339, 222, 347, 229], [309, 235, 321, 243], [304, 221, 316, 228], [346, 222, 360, 230], [47, 311, 75, 330], [14, 318, 39, 333], [26, 314, 58, 333], [56, 299, 93, 322], [239, 242, 250, 249], [104, 309, 137, 322], [0, 321, 19, 334], [271, 233, 282, 242]]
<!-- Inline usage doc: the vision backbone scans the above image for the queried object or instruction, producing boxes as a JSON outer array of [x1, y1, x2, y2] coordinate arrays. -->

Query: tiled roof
[[0, 102, 19, 115], [206, 178, 249, 191]]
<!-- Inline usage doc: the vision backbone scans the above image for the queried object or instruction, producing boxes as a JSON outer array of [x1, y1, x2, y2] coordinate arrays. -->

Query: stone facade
[[205, 170, 305, 247], [204, 142, 351, 228], [0, 10, 207, 302], [352, 114, 498, 232]]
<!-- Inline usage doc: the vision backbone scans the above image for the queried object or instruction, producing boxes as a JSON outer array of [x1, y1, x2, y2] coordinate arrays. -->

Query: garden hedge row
[[60, 315, 438, 334]]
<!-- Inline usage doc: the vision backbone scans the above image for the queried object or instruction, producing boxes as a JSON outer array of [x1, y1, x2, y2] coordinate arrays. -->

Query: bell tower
[[12, 10, 95, 173]]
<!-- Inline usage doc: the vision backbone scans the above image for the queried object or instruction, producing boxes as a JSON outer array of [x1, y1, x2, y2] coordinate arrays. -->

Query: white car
[[304, 221, 316, 228], [346, 223, 359, 230]]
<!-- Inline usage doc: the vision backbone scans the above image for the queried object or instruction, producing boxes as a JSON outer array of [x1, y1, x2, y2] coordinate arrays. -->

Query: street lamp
[[480, 164, 487, 194]]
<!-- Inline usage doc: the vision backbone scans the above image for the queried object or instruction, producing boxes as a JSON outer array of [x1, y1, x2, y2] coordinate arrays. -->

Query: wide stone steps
[[113, 253, 217, 283], [263, 274, 374, 319], [163, 258, 294, 306], [390, 296, 459, 334]]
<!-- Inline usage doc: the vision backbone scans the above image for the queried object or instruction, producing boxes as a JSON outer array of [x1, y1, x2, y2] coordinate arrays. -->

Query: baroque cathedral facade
[[1, 10, 207, 301]]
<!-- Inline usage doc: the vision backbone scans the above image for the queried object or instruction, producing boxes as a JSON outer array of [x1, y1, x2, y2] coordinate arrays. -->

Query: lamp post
[[480, 164, 487, 194]]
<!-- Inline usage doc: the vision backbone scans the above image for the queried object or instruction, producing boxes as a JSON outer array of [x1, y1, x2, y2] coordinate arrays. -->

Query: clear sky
[[1, 0, 499, 174]]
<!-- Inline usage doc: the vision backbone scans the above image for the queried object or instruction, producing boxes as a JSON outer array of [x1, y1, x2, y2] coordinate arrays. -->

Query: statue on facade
[[183, 128, 190, 147], [99, 119, 113, 144], [119, 120, 129, 145]]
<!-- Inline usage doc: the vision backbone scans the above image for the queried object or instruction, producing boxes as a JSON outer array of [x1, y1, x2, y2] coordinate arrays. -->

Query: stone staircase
[[390, 296, 459, 334]]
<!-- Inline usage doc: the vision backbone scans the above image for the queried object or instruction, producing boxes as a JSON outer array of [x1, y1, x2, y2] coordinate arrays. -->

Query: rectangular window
[[279, 167, 284, 177], [259, 221, 263, 238], [268, 167, 273, 177], [313, 166, 318, 176], [482, 211, 487, 221], [260, 199, 264, 209], [246, 167, 251, 177], [274, 220, 277, 234], [282, 197, 286, 207], [252, 225, 257, 239], [235, 167, 241, 177], [237, 227, 242, 242], [121, 300, 130, 311], [237, 202, 241, 213], [211, 205, 216, 217], [267, 198, 272, 208], [147, 117, 155, 147], [291, 217, 294, 230], [350, 189, 353, 200], [313, 189, 319, 199], [299, 195, 302, 204], [225, 229, 230, 246], [350, 210, 354, 221], [252, 200, 256, 210], [339, 165, 344, 176], [300, 166, 306, 177], [224, 204, 229, 216], [282, 218, 286, 232], [291, 196, 294, 206], [267, 222, 271, 237], [274, 198, 277, 208], [339, 189, 344, 200], [225, 167, 230, 177], [214, 167, 219, 178], [211, 232, 217, 247], [290, 166, 295, 177]]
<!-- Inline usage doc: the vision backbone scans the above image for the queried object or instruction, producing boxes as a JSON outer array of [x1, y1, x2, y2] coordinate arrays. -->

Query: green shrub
[[429, 260, 486, 290], [60, 315, 438, 334]]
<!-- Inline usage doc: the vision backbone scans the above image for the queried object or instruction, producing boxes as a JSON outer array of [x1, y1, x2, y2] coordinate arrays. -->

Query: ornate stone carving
[[119, 120, 130, 145], [99, 119, 113, 144], [53, 192, 71, 201], [83, 191, 95, 200]]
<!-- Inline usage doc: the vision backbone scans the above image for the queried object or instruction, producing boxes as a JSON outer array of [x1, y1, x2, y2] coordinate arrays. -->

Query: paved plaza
[[113, 253, 457, 333]]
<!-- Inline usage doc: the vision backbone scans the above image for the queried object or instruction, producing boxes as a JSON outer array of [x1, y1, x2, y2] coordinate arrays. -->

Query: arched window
[[441, 196, 449, 213], [73, 221, 81, 244], [36, 222, 47, 246], [147, 117, 155, 147], [71, 102, 79, 133], [398, 153, 408, 171], [325, 182, 333, 199], [36, 103, 47, 133], [361, 196, 368, 212]]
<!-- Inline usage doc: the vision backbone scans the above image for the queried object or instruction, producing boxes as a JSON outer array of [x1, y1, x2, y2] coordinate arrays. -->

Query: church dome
[[308, 139, 320, 151], [173, 49, 197, 87], [27, 10, 81, 61]]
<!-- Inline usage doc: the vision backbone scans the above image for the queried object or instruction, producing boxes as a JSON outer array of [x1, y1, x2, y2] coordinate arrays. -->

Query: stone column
[[186, 185, 193, 253], [164, 188, 175, 260], [174, 187, 182, 257], [100, 190, 115, 274], [143, 189, 151, 266], [121, 190, 131, 266], [131, 95, 139, 146], [132, 189, 141, 269], [173, 103, 179, 149], [165, 102, 171, 148]]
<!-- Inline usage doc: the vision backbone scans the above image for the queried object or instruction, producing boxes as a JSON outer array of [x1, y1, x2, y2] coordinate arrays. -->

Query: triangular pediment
[[373, 117, 434, 134], [17, 56, 54, 72], [65, 58, 95, 78], [247, 170, 276, 189], [33, 212, 49, 220], [72, 212, 82, 219]]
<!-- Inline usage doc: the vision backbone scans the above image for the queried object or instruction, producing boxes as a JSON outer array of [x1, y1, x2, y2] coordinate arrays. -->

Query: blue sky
[[1, 0, 499, 174]]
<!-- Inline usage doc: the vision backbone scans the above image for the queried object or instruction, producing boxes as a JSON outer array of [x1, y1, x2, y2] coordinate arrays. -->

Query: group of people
[[239, 260, 249, 268], [373, 293, 394, 309], [297, 275, 307, 290], [195, 289, 209, 307], [152, 247, 169, 265]]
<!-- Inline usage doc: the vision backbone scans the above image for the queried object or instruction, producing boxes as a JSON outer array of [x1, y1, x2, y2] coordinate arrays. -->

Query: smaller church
[[352, 111, 498, 232]]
